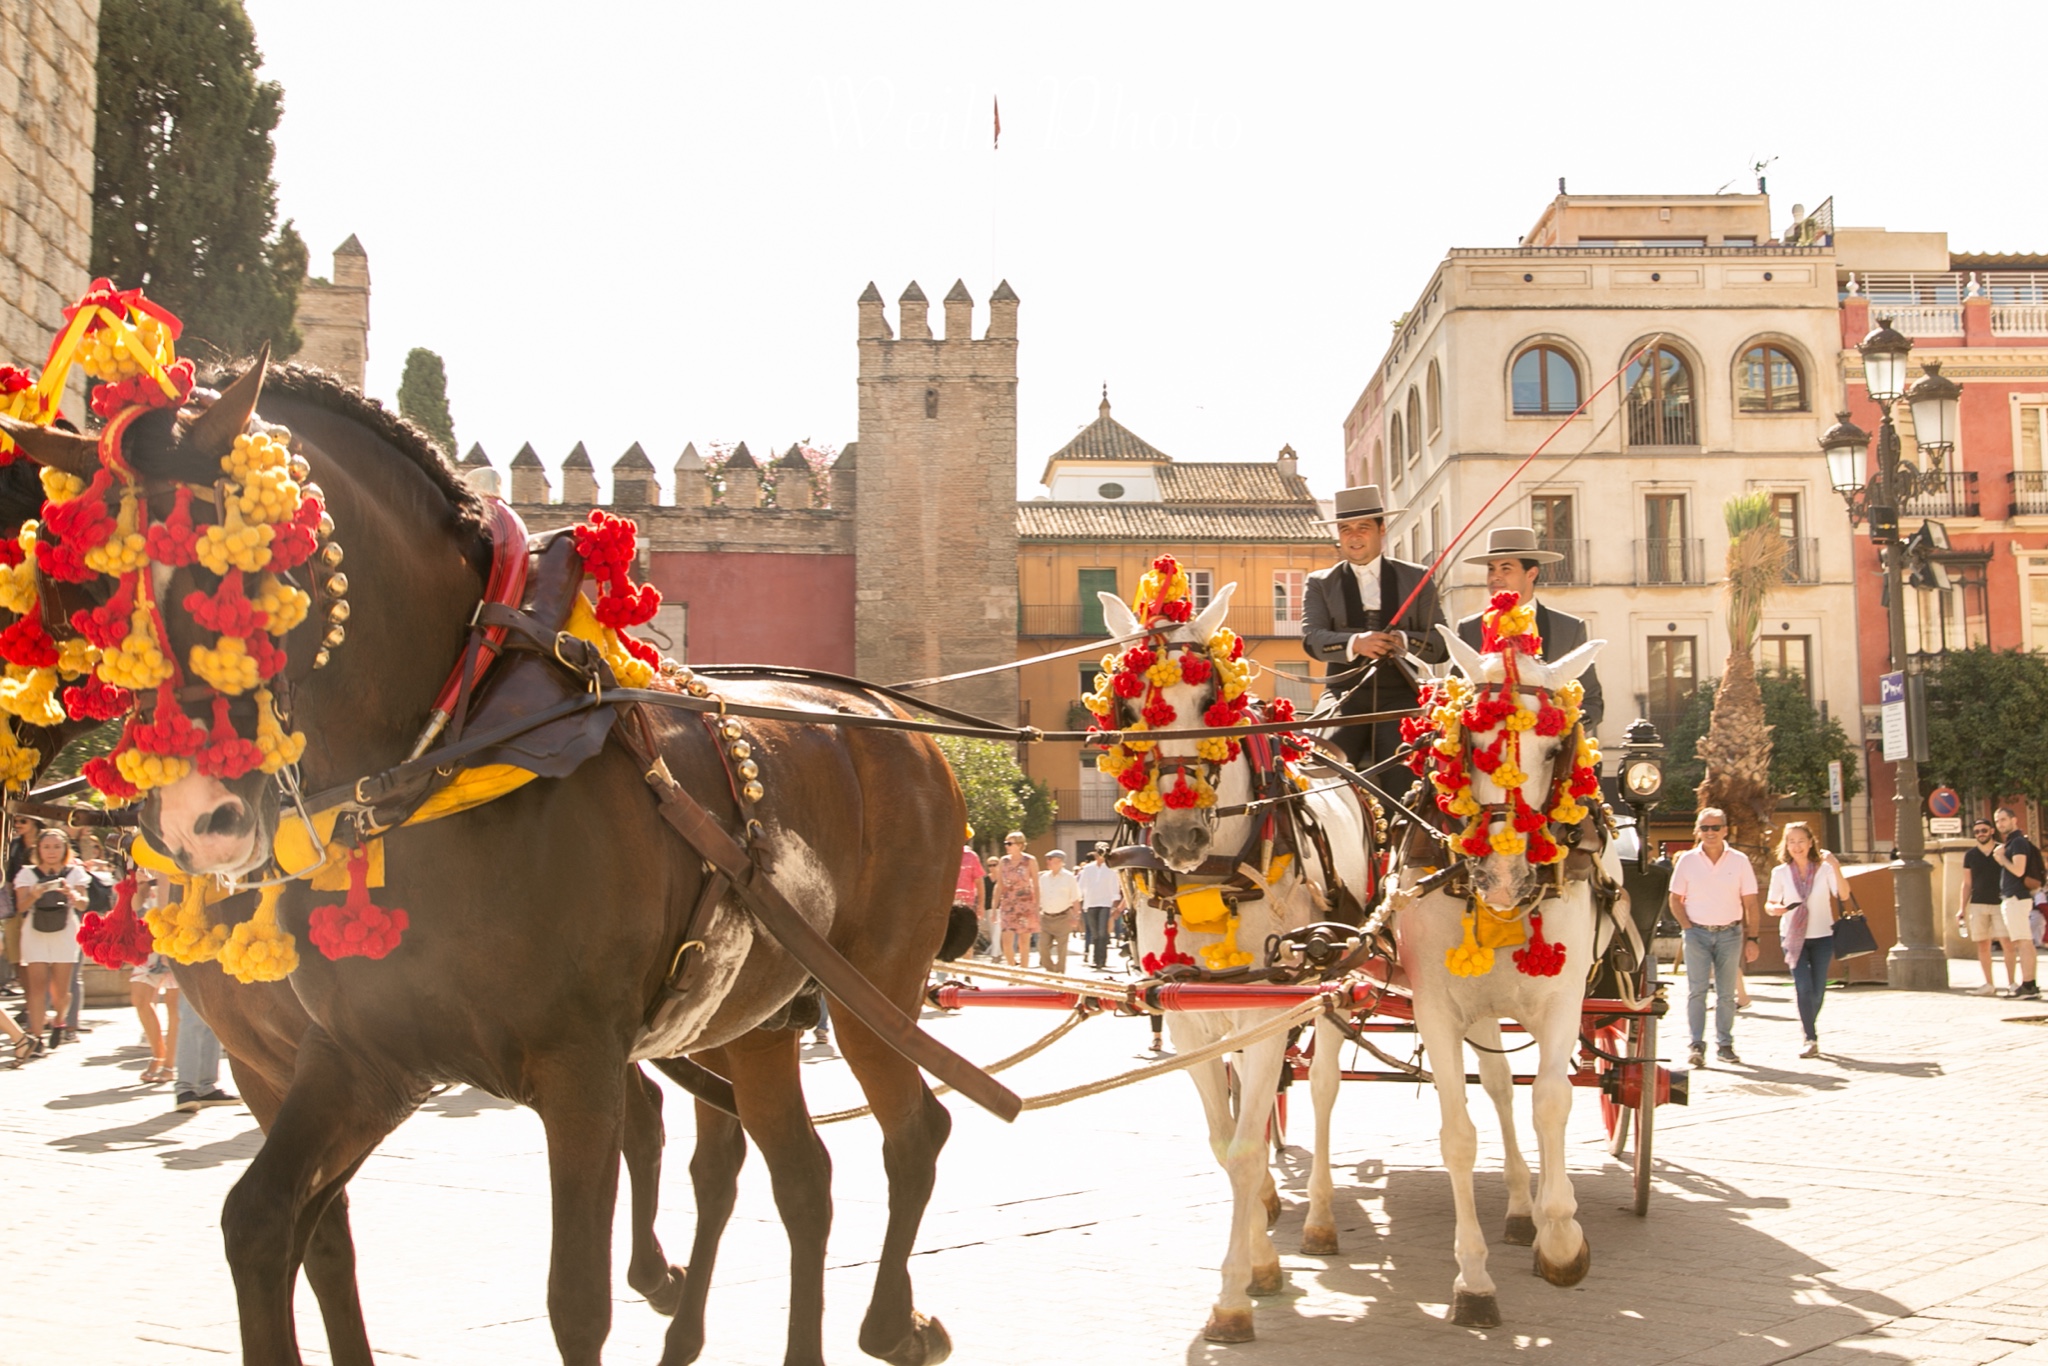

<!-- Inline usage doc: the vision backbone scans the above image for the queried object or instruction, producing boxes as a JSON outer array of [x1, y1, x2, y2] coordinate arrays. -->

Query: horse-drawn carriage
[[0, 280, 1690, 1361]]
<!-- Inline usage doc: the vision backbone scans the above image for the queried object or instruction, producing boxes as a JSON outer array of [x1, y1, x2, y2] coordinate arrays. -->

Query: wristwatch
[[1745, 935, 1759, 943]]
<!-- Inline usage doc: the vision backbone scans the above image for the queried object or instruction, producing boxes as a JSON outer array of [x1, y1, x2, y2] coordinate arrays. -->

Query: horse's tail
[[938, 903, 979, 962]]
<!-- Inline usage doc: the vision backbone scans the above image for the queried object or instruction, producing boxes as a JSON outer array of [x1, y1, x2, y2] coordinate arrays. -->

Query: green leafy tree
[[92, 0, 307, 358], [397, 348, 458, 456], [1922, 645, 2048, 806], [1663, 671, 1862, 817], [933, 736, 1058, 854]]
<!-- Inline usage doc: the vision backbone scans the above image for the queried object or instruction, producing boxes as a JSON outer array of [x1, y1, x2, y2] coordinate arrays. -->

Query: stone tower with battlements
[[854, 279, 1019, 722], [293, 235, 371, 388]]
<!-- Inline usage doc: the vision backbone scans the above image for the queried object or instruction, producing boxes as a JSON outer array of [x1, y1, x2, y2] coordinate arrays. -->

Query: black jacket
[[1301, 556, 1448, 690], [1455, 601, 1604, 730]]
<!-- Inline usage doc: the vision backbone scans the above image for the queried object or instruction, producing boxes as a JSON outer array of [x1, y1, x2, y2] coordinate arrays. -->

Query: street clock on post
[[1620, 718, 1667, 870]]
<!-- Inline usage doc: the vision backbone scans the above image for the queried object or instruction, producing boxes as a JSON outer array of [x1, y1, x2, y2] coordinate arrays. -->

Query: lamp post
[[1818, 317, 1962, 992], [1618, 717, 1667, 874]]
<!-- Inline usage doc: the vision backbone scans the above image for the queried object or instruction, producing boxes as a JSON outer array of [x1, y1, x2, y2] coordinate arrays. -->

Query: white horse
[[1392, 621, 1620, 1329], [1097, 582, 1367, 1343]]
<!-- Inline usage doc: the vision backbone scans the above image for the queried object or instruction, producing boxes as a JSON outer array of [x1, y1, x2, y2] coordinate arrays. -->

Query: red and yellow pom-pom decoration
[[307, 844, 409, 962], [1083, 556, 1253, 824], [1398, 592, 1602, 979]]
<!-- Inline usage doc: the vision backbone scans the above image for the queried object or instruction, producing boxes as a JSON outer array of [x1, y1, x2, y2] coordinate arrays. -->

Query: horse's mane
[[201, 361, 490, 545]]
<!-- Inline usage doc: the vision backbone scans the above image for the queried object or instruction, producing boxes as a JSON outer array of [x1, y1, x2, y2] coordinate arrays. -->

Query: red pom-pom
[[0, 614, 58, 668], [1140, 919, 1195, 974], [71, 573, 137, 648], [1112, 671, 1146, 699], [1513, 910, 1566, 977], [194, 695, 263, 779], [62, 674, 133, 721], [1119, 646, 1155, 673], [88, 358, 194, 416], [1266, 696, 1296, 723], [32, 530, 92, 583], [82, 751, 139, 802], [0, 365, 31, 396], [184, 568, 262, 637], [0, 537, 22, 566], [1488, 590, 1520, 614], [1117, 763, 1149, 791], [40, 469, 116, 551], [78, 876, 153, 968], [1178, 651, 1212, 685], [1161, 771, 1199, 809], [1535, 701, 1569, 736], [142, 486, 199, 565], [1141, 697, 1176, 728], [1459, 826, 1493, 857], [1161, 599, 1192, 623], [267, 495, 322, 572], [307, 846, 409, 962], [130, 684, 206, 757]]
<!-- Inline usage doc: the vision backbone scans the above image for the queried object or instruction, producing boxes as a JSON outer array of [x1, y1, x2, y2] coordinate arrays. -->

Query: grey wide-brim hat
[[1313, 484, 1401, 526], [1462, 526, 1564, 566]]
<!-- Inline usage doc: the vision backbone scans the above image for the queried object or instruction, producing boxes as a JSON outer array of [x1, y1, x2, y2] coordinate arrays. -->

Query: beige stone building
[[1343, 191, 1865, 848], [1, 0, 97, 413], [292, 235, 370, 388]]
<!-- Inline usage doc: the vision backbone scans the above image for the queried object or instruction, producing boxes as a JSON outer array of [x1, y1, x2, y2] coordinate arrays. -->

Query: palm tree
[[1693, 492, 1790, 857]]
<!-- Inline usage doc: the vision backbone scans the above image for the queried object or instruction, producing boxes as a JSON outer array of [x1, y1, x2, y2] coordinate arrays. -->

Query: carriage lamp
[[1619, 719, 1665, 873]]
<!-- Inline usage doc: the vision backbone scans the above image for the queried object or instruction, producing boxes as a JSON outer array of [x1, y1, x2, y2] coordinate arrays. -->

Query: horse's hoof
[[1203, 1307, 1256, 1343], [870, 1311, 951, 1366], [1300, 1224, 1340, 1256], [1502, 1215, 1537, 1247], [639, 1264, 687, 1317], [1451, 1290, 1501, 1328], [1262, 1189, 1282, 1228], [1248, 1261, 1284, 1297], [1534, 1238, 1592, 1287]]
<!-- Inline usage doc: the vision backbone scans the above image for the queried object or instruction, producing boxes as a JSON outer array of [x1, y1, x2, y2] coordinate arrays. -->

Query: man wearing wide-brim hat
[[1453, 526, 1604, 729], [1302, 485, 1448, 768]]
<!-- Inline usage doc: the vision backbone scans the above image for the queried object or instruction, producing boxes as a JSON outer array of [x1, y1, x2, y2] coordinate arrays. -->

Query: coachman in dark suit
[[1452, 526, 1605, 730], [1302, 485, 1448, 768]]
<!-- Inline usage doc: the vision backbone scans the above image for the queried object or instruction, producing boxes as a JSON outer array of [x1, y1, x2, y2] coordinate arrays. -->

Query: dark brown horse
[[6, 361, 967, 1365]]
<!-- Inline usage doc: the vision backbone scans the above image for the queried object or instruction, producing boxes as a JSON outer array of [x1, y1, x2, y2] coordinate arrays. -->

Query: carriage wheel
[[1629, 1008, 1656, 1216]]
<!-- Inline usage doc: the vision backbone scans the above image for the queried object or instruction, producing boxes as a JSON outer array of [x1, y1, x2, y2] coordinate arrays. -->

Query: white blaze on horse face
[[151, 770, 265, 876], [1146, 584, 1243, 872]]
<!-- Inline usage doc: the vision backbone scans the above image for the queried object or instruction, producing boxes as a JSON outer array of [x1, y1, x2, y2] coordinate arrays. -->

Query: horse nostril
[[195, 800, 246, 839]]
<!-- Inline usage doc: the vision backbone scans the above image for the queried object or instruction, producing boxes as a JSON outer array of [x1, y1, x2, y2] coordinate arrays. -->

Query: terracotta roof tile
[[1017, 503, 1327, 542], [1157, 463, 1316, 504], [1046, 407, 1171, 467]]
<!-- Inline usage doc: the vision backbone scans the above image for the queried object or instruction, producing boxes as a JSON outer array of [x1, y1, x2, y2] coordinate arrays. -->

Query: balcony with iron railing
[[1625, 399, 1696, 449], [1633, 538, 1707, 586], [2011, 471, 2048, 516], [1898, 471, 1979, 519], [1782, 536, 1821, 584], [1847, 272, 2048, 337], [1051, 788, 1122, 823], [1537, 538, 1591, 587], [1019, 603, 1308, 638]]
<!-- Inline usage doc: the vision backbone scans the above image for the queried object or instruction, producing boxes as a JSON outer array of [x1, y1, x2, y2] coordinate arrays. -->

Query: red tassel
[[268, 495, 322, 572], [1513, 910, 1566, 977], [307, 846, 409, 961], [0, 614, 58, 668], [183, 568, 262, 636], [195, 694, 263, 779], [1141, 919, 1195, 974], [78, 874, 153, 968]]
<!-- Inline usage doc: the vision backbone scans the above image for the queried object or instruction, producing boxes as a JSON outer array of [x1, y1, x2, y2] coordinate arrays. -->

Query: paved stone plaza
[[5, 960, 2047, 1365]]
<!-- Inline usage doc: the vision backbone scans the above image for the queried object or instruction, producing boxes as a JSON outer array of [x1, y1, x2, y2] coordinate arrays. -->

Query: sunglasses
[[1697, 824, 1725, 832]]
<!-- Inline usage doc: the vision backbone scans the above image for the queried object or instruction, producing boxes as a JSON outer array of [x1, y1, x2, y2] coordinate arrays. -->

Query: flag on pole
[[993, 96, 1001, 150]]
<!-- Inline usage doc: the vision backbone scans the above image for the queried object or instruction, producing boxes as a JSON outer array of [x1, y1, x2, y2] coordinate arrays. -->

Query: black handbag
[[1829, 894, 1880, 959], [30, 902, 68, 934]]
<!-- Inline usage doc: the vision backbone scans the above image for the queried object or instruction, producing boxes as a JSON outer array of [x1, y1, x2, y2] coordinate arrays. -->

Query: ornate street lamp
[[1619, 717, 1665, 873], [1820, 321, 1956, 992]]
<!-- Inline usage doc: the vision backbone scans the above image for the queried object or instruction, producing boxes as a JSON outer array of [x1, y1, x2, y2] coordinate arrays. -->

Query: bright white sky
[[242, 0, 2046, 501]]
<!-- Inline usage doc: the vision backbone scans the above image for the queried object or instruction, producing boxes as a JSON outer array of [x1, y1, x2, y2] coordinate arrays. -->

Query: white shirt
[[1076, 862, 1121, 907], [1668, 845, 1757, 927], [1348, 556, 1383, 611], [1767, 861, 1841, 938], [1038, 867, 1080, 917]]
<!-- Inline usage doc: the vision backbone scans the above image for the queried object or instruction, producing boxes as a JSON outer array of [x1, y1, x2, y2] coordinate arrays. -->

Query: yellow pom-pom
[[1130, 786, 1165, 814], [1490, 762, 1528, 790], [1445, 912, 1494, 978], [1490, 827, 1527, 856], [39, 468, 85, 503], [251, 574, 310, 634], [0, 665, 63, 728], [189, 635, 261, 695], [217, 887, 300, 984], [1144, 657, 1182, 689]]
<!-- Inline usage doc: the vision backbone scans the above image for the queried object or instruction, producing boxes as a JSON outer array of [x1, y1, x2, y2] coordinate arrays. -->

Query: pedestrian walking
[[0, 814, 38, 1000], [172, 990, 240, 1113], [1990, 806, 2043, 999], [1962, 818, 2019, 995], [992, 832, 1040, 968], [1037, 850, 1080, 974], [1668, 807, 1761, 1068], [1764, 822, 1845, 1058], [13, 828, 87, 1050], [955, 836, 989, 959], [1077, 843, 1122, 971]]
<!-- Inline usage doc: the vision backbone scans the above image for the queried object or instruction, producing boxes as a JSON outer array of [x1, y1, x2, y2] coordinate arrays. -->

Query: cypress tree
[[91, 0, 307, 358], [397, 348, 458, 456]]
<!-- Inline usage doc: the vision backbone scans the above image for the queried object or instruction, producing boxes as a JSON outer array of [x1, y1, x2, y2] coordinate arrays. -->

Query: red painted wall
[[648, 551, 855, 670]]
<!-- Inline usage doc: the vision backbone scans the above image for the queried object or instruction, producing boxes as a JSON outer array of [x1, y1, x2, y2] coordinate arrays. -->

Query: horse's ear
[[0, 416, 99, 480], [1098, 591, 1142, 640], [1189, 582, 1236, 641], [1439, 623, 1487, 683], [183, 341, 269, 457], [1532, 637, 1605, 687]]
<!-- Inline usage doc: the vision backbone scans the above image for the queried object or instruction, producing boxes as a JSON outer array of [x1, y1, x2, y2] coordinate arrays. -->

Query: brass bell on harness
[[289, 455, 311, 481], [686, 680, 712, 698], [727, 740, 751, 760], [742, 780, 765, 803], [312, 648, 332, 670], [325, 573, 348, 597], [737, 760, 760, 781], [319, 542, 345, 568], [302, 482, 324, 502], [323, 625, 346, 648], [317, 513, 336, 539], [327, 601, 350, 623], [717, 718, 743, 740]]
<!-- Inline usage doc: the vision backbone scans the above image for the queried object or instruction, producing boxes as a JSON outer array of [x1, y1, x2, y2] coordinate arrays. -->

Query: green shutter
[[1078, 569, 1118, 636]]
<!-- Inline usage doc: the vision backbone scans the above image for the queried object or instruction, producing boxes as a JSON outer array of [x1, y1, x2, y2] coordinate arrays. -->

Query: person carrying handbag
[[1764, 822, 1847, 1058], [11, 828, 88, 1050]]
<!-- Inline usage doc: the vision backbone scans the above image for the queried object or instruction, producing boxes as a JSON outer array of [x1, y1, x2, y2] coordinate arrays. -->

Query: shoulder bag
[[1829, 887, 1880, 959]]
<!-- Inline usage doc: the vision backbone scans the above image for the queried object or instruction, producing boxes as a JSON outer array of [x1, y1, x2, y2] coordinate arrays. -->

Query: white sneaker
[[1973, 984, 2001, 996]]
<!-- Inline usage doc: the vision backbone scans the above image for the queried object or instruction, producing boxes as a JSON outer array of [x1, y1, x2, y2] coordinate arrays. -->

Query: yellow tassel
[[217, 885, 299, 983], [1446, 910, 1494, 977]]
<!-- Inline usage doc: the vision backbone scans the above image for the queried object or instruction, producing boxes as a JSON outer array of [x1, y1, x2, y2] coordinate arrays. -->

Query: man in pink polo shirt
[[1668, 807, 1761, 1069]]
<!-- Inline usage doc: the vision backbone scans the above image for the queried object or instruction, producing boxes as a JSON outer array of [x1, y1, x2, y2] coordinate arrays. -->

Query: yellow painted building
[[1016, 393, 1333, 855]]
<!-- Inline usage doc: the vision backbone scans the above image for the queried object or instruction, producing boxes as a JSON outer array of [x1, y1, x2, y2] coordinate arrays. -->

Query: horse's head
[[1423, 607, 1604, 911], [1089, 571, 1248, 873]]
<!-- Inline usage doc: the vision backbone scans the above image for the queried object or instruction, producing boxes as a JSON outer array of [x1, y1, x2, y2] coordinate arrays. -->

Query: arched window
[[1389, 413, 1405, 469], [1625, 344, 1695, 446], [1426, 360, 1443, 435], [1405, 388, 1424, 463], [1511, 345, 1580, 415], [1737, 344, 1806, 412]]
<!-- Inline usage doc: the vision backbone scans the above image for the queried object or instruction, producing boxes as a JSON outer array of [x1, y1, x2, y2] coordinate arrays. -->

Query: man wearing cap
[[1454, 527, 1604, 730], [1037, 850, 1082, 974], [1303, 485, 1448, 768]]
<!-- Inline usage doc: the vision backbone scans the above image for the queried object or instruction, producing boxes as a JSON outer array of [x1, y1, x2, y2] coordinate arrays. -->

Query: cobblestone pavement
[[4, 959, 2046, 1365]]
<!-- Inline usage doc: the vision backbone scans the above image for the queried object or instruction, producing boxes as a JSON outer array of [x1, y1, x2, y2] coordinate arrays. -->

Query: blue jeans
[[175, 990, 221, 1094], [1683, 924, 1744, 1050], [1791, 936, 1834, 1042], [1082, 906, 1112, 968]]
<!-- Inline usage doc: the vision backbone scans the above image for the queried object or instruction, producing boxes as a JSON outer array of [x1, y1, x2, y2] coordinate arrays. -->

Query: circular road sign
[[1928, 786, 1962, 818]]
